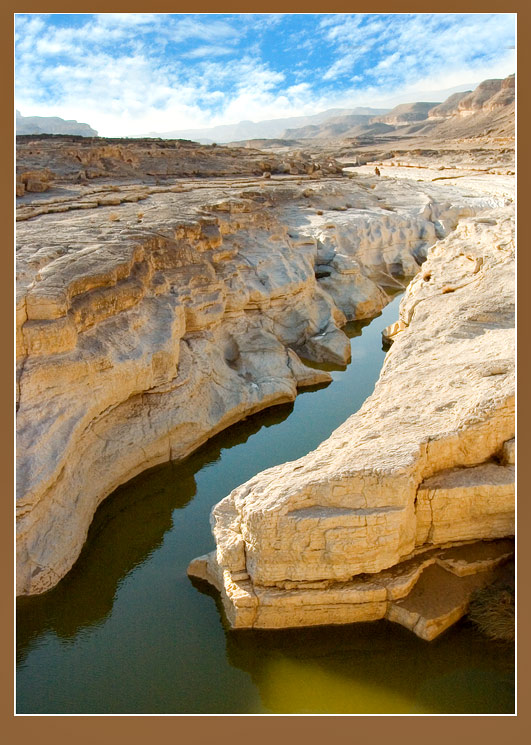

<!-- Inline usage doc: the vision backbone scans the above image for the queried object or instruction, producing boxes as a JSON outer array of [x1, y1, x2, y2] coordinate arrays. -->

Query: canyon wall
[[16, 171, 511, 596], [189, 205, 515, 639]]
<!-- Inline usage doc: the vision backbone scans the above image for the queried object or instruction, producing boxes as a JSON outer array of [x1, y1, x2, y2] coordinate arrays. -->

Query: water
[[16, 294, 514, 714]]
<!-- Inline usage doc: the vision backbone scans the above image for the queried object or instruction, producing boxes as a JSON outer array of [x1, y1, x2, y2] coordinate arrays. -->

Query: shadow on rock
[[17, 401, 295, 663]]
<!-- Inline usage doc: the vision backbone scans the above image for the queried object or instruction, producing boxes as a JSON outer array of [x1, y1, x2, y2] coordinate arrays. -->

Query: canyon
[[16, 81, 515, 642], [189, 203, 515, 639]]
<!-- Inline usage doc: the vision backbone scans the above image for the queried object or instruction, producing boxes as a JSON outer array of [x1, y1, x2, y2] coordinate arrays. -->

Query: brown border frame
[[5, 2, 526, 741]]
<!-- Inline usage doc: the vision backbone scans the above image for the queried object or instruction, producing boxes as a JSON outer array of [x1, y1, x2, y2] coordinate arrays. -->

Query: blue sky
[[15, 13, 516, 136]]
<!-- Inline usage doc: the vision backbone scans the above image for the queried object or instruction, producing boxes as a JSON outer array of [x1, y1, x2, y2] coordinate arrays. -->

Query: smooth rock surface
[[16, 167, 512, 595], [192, 205, 514, 634]]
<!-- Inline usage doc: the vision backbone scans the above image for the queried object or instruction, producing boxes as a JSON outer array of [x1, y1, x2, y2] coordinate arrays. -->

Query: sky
[[14, 13, 516, 137]]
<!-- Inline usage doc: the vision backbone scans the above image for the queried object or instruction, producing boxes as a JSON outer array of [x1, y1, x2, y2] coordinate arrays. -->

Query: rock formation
[[189, 206, 515, 639], [16, 110, 98, 137], [16, 143, 511, 597], [270, 75, 514, 145], [457, 75, 515, 113], [15, 135, 343, 188]]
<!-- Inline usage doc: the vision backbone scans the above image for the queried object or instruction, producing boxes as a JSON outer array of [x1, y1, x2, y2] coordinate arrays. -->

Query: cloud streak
[[15, 13, 515, 136]]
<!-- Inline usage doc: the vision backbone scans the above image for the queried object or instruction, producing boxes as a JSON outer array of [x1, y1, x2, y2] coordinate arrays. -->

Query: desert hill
[[278, 75, 514, 143], [16, 110, 98, 137]]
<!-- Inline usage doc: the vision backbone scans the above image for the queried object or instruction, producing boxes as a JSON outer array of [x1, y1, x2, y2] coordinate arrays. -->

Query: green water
[[16, 294, 514, 714]]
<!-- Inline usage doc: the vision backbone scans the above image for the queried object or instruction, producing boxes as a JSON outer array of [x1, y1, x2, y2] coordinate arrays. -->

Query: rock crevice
[[189, 207, 514, 638], [17, 174, 511, 596]]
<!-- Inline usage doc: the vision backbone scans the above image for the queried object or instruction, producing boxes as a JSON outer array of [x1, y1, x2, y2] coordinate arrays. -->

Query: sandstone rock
[[386, 563, 497, 641], [193, 207, 514, 635], [16, 169, 512, 596], [500, 437, 515, 465], [15, 135, 334, 187], [415, 463, 514, 546], [19, 169, 54, 193], [188, 538, 513, 637], [381, 319, 406, 345]]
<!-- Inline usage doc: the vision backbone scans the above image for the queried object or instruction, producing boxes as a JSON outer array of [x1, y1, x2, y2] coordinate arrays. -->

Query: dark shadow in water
[[16, 400, 295, 663], [17, 292, 400, 661], [191, 577, 515, 714]]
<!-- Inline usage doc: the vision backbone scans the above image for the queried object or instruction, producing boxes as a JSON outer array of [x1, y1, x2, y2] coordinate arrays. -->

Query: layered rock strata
[[16, 134, 344, 189], [16, 173, 510, 596], [189, 207, 515, 638]]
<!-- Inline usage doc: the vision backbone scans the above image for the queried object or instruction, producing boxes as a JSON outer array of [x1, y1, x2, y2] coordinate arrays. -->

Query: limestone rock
[[193, 207, 514, 634], [16, 167, 512, 596]]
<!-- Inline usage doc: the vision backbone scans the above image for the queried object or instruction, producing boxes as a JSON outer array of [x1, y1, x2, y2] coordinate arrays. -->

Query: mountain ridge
[[16, 110, 98, 137], [140, 107, 391, 143]]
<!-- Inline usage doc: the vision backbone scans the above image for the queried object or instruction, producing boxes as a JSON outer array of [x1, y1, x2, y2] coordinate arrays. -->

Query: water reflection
[[193, 578, 514, 714], [16, 291, 514, 714], [17, 402, 295, 662]]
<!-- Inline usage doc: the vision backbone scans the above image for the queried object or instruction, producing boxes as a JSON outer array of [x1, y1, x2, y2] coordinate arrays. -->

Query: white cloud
[[14, 13, 516, 137], [319, 13, 515, 100], [183, 45, 234, 59], [94, 13, 159, 27], [375, 52, 400, 71], [168, 16, 240, 42]]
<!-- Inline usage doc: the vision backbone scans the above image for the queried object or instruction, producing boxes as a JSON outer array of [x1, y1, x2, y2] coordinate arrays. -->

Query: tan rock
[[415, 463, 514, 545], [16, 171, 513, 596], [386, 564, 496, 641], [500, 437, 515, 465], [195, 208, 514, 633], [188, 539, 513, 637]]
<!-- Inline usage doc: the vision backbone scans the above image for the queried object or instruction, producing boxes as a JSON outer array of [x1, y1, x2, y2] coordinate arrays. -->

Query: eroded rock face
[[189, 207, 515, 637], [15, 135, 343, 189], [189, 538, 514, 640], [16, 168, 511, 596]]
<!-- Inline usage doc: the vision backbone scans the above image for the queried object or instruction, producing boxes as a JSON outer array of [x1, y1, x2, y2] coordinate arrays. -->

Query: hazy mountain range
[[141, 108, 391, 144], [16, 74, 514, 144], [16, 110, 98, 137]]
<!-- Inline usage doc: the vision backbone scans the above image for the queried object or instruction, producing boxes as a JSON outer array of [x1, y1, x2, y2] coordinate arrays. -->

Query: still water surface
[[16, 294, 514, 714]]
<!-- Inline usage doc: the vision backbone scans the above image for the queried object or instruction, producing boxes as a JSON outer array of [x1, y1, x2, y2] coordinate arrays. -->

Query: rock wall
[[16, 174, 510, 596], [189, 206, 515, 639], [16, 135, 344, 186]]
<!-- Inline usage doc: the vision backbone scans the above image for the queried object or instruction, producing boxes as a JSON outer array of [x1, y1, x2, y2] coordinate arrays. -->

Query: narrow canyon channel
[[16, 293, 514, 714]]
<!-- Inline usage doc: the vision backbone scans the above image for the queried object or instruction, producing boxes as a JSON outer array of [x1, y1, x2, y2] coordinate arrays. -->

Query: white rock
[[194, 207, 515, 633]]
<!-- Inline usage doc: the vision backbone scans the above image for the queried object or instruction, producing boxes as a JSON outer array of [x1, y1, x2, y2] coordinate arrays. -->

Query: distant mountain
[[375, 101, 439, 125], [282, 114, 381, 139], [141, 107, 390, 144], [279, 75, 514, 142], [279, 102, 440, 140], [16, 111, 97, 137]]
